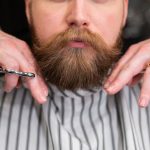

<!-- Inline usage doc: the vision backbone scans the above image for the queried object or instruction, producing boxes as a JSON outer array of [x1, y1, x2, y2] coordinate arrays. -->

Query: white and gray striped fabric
[[0, 78, 150, 150]]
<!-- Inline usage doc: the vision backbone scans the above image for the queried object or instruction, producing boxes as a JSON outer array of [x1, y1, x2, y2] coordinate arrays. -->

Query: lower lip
[[68, 41, 87, 48]]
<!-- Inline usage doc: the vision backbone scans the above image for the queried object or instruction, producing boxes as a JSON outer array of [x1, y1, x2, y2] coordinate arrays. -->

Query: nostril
[[70, 22, 76, 26], [83, 22, 87, 26], [68, 19, 88, 27]]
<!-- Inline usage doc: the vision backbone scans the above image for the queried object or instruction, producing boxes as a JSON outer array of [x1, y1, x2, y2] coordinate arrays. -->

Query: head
[[25, 0, 128, 90]]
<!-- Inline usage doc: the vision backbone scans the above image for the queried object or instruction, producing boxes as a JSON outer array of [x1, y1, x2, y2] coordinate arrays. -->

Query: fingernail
[[4, 87, 12, 93], [104, 81, 111, 89], [139, 98, 147, 107], [44, 89, 48, 97], [107, 85, 116, 93], [42, 86, 48, 96], [40, 95, 47, 103]]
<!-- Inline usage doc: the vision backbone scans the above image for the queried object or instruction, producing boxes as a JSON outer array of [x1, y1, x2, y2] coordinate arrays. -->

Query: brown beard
[[31, 27, 122, 90]]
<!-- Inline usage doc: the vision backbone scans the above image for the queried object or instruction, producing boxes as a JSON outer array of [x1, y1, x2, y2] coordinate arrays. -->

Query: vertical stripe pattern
[[0, 79, 150, 150]]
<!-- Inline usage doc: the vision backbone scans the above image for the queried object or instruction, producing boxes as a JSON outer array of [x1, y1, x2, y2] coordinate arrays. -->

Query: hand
[[104, 39, 150, 107], [0, 30, 48, 103]]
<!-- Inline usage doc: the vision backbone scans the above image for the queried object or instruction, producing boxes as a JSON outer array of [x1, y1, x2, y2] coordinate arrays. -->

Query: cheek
[[103, 14, 122, 44], [31, 5, 65, 43], [91, 10, 123, 46]]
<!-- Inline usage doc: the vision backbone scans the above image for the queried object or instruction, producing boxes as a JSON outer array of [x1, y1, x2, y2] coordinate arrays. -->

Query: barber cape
[[0, 77, 150, 150]]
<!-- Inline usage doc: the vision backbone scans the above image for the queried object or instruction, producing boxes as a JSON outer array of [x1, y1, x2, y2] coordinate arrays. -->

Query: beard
[[31, 27, 122, 91]]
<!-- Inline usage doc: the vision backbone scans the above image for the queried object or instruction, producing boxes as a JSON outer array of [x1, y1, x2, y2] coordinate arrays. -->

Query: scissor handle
[[0, 67, 35, 78]]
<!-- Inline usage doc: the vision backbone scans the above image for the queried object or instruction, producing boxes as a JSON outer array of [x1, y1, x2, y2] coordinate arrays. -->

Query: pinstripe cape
[[0, 78, 150, 150]]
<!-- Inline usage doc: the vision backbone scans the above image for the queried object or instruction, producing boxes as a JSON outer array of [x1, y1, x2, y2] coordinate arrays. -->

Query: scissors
[[0, 67, 35, 78]]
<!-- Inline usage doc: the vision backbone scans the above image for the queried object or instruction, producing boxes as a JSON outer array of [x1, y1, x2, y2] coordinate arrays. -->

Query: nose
[[66, 1, 89, 28]]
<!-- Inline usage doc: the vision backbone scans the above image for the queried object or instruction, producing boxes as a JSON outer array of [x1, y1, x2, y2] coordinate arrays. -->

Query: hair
[[31, 27, 122, 90]]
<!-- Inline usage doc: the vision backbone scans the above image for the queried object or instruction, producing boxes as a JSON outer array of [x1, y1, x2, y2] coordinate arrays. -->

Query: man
[[0, 0, 150, 150]]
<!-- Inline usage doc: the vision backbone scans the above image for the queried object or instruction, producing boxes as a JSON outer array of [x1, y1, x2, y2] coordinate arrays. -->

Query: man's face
[[25, 0, 128, 90]]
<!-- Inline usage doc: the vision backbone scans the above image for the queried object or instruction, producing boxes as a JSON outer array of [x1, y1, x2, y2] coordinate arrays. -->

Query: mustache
[[33, 27, 113, 52]]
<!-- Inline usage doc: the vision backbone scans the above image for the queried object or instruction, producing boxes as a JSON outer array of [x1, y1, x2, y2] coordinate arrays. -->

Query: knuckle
[[0, 40, 17, 54], [19, 41, 29, 49], [116, 60, 125, 69], [122, 64, 134, 75], [123, 64, 130, 72], [140, 43, 150, 52], [25, 64, 36, 73], [144, 67, 150, 77], [114, 61, 121, 68], [113, 59, 124, 70], [8, 61, 19, 70], [28, 58, 36, 66], [128, 44, 138, 51], [1, 38, 13, 47], [140, 94, 149, 100], [4, 75, 19, 89]]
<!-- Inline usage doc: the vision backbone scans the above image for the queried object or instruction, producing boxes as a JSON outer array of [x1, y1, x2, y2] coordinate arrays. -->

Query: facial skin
[[26, 0, 128, 46], [25, 0, 128, 90]]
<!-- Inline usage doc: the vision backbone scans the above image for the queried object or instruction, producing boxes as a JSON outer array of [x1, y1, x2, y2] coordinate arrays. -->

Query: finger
[[24, 77, 48, 104], [139, 67, 150, 107], [0, 55, 19, 92], [38, 74, 49, 95], [104, 44, 140, 87], [15, 41, 37, 68], [4, 45, 48, 103], [127, 74, 143, 87], [105, 51, 149, 94], [0, 32, 48, 102], [19, 62, 48, 103], [0, 41, 48, 103], [104, 40, 150, 88], [16, 55, 48, 103], [3, 41, 36, 71], [21, 76, 48, 104], [0, 38, 37, 73], [22, 73, 49, 97], [4, 74, 19, 92]]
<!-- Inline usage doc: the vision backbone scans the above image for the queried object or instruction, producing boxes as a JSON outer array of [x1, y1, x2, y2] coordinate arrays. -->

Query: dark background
[[0, 0, 150, 50], [124, 0, 150, 49]]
